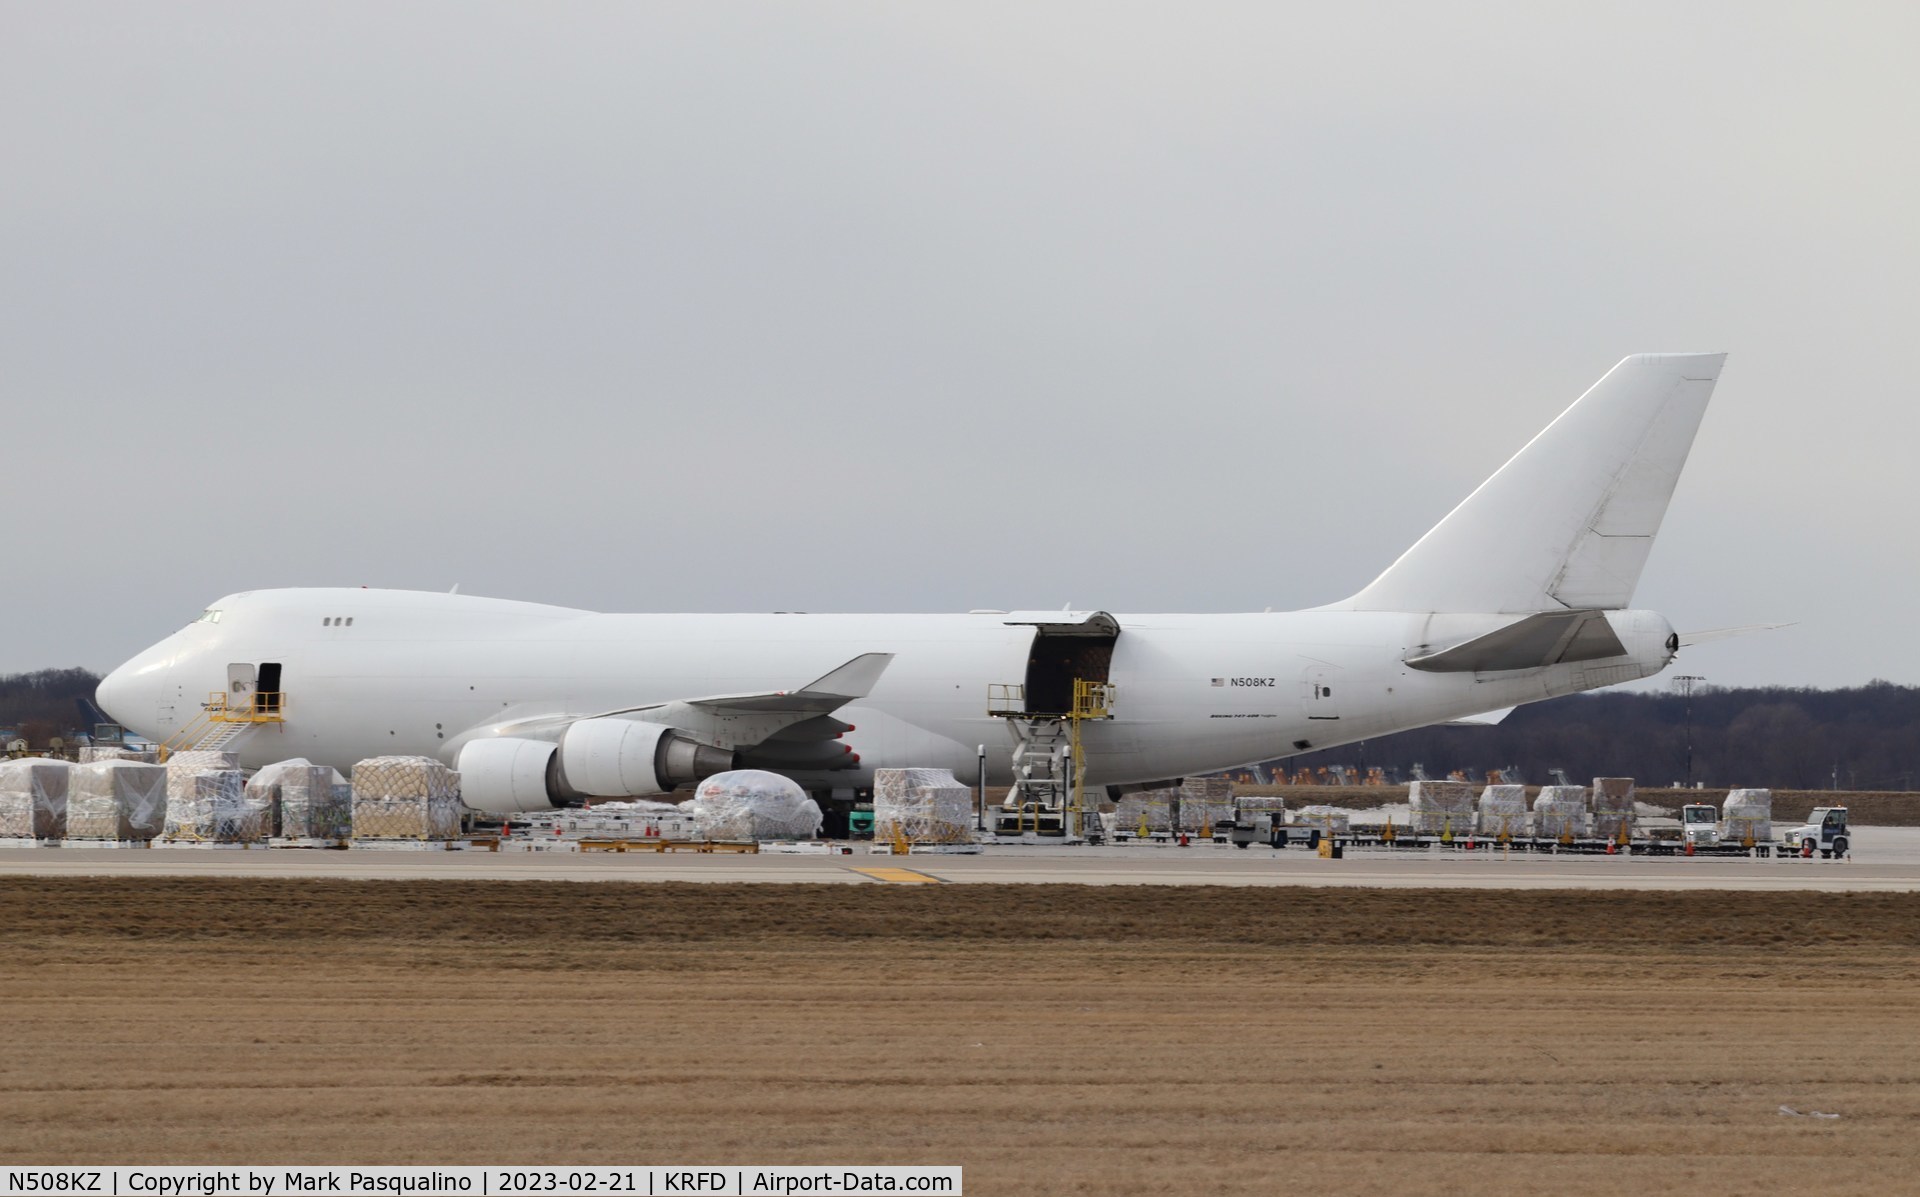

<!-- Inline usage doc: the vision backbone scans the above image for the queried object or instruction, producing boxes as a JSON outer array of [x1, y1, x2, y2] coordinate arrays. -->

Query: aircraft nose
[[97, 654, 168, 732], [95, 663, 136, 726]]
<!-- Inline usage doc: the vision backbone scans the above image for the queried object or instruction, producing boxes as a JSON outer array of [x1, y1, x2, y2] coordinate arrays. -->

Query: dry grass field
[[2, 879, 1917, 1195]]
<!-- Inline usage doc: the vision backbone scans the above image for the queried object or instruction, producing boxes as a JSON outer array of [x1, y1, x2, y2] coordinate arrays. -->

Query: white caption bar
[[0, 1167, 962, 1196]]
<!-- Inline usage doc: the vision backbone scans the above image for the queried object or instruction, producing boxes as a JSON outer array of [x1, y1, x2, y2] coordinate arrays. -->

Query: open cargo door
[[1006, 612, 1119, 715]]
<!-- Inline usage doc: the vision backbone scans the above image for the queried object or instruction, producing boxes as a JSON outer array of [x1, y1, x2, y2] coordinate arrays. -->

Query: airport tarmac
[[2, 827, 1916, 889]]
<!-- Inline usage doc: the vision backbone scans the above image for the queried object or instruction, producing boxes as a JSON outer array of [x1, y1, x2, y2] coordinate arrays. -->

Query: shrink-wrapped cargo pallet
[[1591, 777, 1635, 841], [1721, 789, 1772, 844], [1114, 779, 1234, 834], [1177, 777, 1235, 832], [66, 761, 168, 841], [690, 770, 824, 840], [257, 761, 350, 842], [1409, 780, 1474, 835], [0, 759, 70, 839], [872, 768, 972, 844], [1292, 805, 1351, 834], [351, 756, 462, 841], [1533, 786, 1588, 839], [1476, 785, 1529, 836], [162, 770, 269, 844], [1113, 793, 1170, 833]]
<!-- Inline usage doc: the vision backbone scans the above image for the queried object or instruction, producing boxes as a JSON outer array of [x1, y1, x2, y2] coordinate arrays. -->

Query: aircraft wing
[[459, 653, 893, 770], [586, 652, 894, 754], [1442, 706, 1516, 727]]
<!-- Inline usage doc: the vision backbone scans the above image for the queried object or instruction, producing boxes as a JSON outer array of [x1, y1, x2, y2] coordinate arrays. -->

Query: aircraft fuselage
[[97, 587, 1677, 788]]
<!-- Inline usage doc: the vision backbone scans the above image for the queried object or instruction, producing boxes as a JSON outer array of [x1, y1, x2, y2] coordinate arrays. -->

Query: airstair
[[158, 691, 286, 760]]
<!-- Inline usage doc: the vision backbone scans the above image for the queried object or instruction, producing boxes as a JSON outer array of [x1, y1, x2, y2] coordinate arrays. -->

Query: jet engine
[[456, 737, 564, 814], [558, 718, 735, 799], [455, 719, 735, 815]]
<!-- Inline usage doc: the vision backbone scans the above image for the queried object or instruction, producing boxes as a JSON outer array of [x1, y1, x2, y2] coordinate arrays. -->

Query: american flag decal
[[1211, 677, 1226, 687]]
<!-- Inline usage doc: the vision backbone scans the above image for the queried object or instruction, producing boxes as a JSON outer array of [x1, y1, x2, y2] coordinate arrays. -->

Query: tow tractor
[[1781, 806, 1850, 859], [1680, 803, 1721, 848]]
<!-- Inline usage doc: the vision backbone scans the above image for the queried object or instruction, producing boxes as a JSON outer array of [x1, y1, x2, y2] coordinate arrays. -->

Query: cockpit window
[[194, 609, 224, 624]]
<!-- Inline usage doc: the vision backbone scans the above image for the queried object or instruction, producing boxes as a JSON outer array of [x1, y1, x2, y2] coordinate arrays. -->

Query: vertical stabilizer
[[1343, 353, 1725, 614]]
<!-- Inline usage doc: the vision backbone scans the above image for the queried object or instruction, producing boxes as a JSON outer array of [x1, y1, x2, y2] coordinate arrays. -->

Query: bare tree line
[[1280, 681, 1920, 791]]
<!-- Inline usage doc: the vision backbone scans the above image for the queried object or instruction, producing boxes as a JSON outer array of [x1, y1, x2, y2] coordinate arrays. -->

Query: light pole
[[1674, 675, 1705, 788]]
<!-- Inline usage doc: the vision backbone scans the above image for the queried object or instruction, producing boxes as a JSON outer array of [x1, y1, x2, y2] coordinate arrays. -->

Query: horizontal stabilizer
[[1407, 610, 1626, 673], [1677, 623, 1793, 647]]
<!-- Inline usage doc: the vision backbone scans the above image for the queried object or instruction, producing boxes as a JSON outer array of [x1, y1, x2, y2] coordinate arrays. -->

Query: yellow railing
[[1071, 679, 1114, 720], [157, 691, 287, 760], [205, 690, 288, 724]]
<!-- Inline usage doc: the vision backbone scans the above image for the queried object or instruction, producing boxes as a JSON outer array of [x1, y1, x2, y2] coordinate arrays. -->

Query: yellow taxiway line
[[848, 866, 942, 884]]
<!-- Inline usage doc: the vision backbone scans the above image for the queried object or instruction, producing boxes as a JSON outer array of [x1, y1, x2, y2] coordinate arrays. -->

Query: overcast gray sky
[[4, 3, 1915, 688]]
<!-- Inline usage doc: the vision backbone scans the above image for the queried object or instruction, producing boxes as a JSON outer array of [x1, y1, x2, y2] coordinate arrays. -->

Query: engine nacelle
[[558, 718, 735, 798], [455, 737, 564, 814]]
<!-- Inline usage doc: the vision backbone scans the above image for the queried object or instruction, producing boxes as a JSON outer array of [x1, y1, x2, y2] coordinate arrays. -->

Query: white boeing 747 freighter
[[99, 353, 1727, 813]]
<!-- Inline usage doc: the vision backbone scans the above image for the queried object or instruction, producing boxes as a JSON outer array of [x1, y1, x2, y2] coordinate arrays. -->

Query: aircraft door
[[1016, 616, 1119, 715], [256, 662, 283, 714], [1304, 667, 1341, 720], [226, 662, 257, 710]]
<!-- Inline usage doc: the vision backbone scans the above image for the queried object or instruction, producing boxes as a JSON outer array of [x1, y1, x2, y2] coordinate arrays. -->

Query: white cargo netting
[[1408, 780, 1475, 835], [162, 769, 269, 843], [1292, 805, 1351, 834], [872, 768, 974, 844], [351, 756, 462, 841], [66, 760, 168, 841], [1234, 796, 1288, 817], [1591, 777, 1635, 841], [688, 770, 823, 841], [1476, 785, 1529, 836], [1721, 789, 1773, 843], [0, 759, 70, 839], [79, 746, 158, 764], [1533, 786, 1588, 839]]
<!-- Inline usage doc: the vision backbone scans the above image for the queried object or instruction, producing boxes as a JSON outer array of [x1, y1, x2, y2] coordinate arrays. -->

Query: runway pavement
[[2, 829, 1916, 890]]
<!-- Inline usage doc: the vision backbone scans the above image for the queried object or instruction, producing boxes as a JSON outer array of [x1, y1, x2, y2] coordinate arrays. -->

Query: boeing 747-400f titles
[[98, 353, 1727, 813]]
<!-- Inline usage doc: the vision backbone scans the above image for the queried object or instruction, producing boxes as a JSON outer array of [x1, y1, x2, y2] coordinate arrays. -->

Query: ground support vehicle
[[1780, 806, 1850, 859]]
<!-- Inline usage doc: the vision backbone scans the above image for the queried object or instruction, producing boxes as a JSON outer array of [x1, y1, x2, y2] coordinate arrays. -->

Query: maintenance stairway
[[159, 691, 286, 759], [987, 680, 1113, 838]]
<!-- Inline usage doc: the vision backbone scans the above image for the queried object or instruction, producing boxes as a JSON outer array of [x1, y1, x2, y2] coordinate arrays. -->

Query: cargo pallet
[[578, 838, 759, 853], [153, 840, 266, 850], [1265, 828, 1839, 859], [348, 839, 462, 851]]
